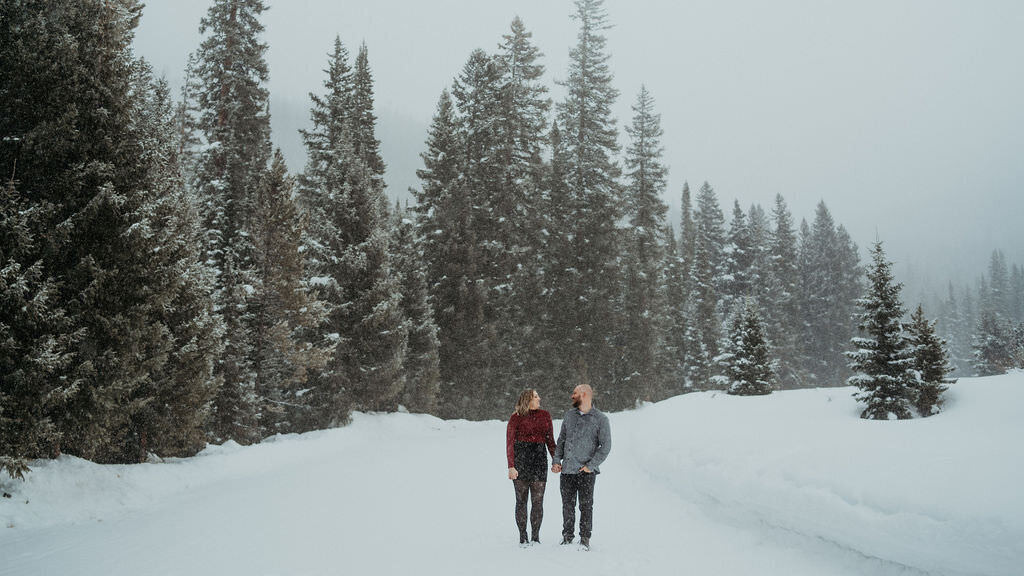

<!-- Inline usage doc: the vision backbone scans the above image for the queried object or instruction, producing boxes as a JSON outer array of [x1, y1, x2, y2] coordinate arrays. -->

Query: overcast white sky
[[134, 0, 1024, 298]]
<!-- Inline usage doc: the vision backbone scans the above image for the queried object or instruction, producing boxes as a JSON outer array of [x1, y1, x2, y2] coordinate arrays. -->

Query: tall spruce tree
[[766, 194, 801, 387], [491, 17, 552, 402], [800, 201, 860, 385], [723, 200, 753, 315], [123, 66, 223, 460], [622, 85, 669, 402], [325, 43, 407, 414], [450, 48, 506, 416], [412, 90, 487, 419], [1012, 322, 1024, 369], [190, 0, 273, 444], [662, 184, 697, 394], [679, 183, 697, 273], [684, 183, 726, 390], [987, 250, 1011, 321], [296, 37, 353, 428], [534, 120, 578, 406], [847, 241, 916, 420], [938, 283, 974, 375], [660, 224, 689, 396], [252, 151, 332, 436], [693, 183, 727, 287], [972, 309, 1012, 376], [833, 224, 863, 372], [0, 177, 73, 476], [350, 43, 386, 187], [553, 0, 626, 404], [745, 203, 771, 305], [685, 221, 721, 390], [2, 0, 223, 462], [1011, 264, 1024, 324], [391, 207, 441, 414], [906, 304, 954, 417]]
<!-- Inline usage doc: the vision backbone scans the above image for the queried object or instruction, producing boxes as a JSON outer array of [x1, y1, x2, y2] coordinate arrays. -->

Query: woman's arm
[[506, 415, 518, 468], [544, 412, 557, 458]]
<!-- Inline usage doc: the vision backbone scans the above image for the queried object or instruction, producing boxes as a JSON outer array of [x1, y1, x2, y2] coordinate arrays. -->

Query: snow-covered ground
[[1, 374, 1022, 576]]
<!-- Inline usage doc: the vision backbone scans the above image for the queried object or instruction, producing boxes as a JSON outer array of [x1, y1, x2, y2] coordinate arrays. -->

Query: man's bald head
[[571, 384, 594, 411]]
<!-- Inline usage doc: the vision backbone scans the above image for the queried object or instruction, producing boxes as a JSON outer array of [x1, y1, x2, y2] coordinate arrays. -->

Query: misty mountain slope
[[1, 375, 1021, 576]]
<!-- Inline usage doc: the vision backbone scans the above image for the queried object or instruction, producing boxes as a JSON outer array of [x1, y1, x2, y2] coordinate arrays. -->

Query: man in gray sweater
[[551, 384, 611, 550]]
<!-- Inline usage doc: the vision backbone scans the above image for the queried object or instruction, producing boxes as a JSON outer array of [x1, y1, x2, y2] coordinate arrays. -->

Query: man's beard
[[572, 398, 581, 408]]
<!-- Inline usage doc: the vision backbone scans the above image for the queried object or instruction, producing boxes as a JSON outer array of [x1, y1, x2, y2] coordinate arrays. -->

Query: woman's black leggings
[[513, 479, 546, 540]]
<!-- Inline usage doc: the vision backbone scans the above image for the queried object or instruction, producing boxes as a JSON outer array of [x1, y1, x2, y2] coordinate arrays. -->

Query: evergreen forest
[[2, 0, 1022, 476]]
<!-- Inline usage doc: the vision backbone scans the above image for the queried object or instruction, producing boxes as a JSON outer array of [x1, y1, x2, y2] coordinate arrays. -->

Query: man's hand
[[551, 463, 562, 474], [580, 465, 592, 473], [508, 467, 518, 480]]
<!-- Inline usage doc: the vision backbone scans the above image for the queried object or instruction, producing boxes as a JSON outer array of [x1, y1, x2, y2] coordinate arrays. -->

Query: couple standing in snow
[[505, 384, 612, 550]]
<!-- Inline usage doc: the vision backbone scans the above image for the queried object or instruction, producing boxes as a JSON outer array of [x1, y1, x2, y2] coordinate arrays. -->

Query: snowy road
[[2, 377, 1021, 575]]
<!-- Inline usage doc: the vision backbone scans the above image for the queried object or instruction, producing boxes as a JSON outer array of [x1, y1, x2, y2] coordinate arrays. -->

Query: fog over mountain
[[134, 0, 1024, 299]]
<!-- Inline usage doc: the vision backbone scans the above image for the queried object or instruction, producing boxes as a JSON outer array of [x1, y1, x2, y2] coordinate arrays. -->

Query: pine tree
[[833, 224, 863, 372], [972, 309, 1012, 376], [123, 66, 223, 460], [297, 37, 353, 428], [766, 194, 801, 387], [334, 182, 408, 415], [906, 305, 954, 417], [450, 48, 506, 416], [621, 86, 669, 402], [660, 225, 689, 397], [847, 241, 916, 420], [0, 177, 74, 476], [1, 0, 230, 462], [553, 0, 626, 403], [685, 223, 720, 390], [325, 44, 407, 414], [350, 43, 386, 187], [534, 120, 578, 407], [719, 299, 776, 396], [432, 21, 555, 416], [1011, 264, 1024, 325], [723, 200, 752, 315], [453, 49, 501, 243], [411, 91, 461, 273], [663, 183, 697, 393], [251, 151, 332, 436], [745, 203, 771, 306], [490, 17, 552, 404], [693, 182, 727, 293], [679, 183, 697, 272], [496, 17, 550, 186], [190, 0, 273, 444], [937, 283, 973, 375], [391, 207, 441, 414], [988, 250, 1011, 321], [1012, 322, 1024, 369], [799, 205, 836, 382], [800, 201, 860, 385], [412, 90, 487, 419], [175, 53, 204, 186]]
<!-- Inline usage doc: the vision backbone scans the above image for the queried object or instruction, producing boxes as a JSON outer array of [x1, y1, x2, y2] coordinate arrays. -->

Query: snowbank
[[1, 375, 1021, 576]]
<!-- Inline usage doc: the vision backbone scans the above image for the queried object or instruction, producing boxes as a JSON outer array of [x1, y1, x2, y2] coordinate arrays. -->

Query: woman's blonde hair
[[513, 389, 537, 417]]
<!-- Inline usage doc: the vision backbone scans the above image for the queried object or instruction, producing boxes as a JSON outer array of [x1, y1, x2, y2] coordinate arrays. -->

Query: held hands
[[548, 463, 588, 473], [508, 467, 518, 480]]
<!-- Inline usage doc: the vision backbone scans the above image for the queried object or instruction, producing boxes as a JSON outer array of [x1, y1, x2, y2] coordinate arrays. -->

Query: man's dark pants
[[560, 472, 596, 540]]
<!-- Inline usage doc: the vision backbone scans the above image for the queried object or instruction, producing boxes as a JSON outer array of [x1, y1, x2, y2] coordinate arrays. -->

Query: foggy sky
[[133, 0, 1024, 301]]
